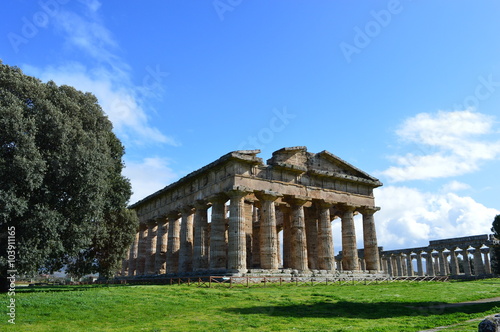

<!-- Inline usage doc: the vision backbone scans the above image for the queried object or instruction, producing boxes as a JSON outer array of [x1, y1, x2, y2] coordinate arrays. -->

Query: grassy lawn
[[1, 279, 499, 331]]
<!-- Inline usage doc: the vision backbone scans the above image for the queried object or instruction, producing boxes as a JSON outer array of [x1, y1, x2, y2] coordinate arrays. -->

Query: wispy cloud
[[23, 0, 177, 147], [440, 180, 471, 193], [380, 109, 500, 182]]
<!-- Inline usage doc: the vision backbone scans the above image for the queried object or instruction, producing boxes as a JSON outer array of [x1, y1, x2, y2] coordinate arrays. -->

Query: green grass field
[[2, 279, 499, 331]]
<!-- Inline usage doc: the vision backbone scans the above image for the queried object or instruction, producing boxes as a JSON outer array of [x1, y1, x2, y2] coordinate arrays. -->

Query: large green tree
[[491, 214, 500, 274], [492, 215, 500, 238], [0, 62, 137, 283]]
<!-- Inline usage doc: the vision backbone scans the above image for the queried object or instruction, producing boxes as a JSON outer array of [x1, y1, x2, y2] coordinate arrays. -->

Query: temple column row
[[380, 246, 493, 277], [124, 193, 380, 276]]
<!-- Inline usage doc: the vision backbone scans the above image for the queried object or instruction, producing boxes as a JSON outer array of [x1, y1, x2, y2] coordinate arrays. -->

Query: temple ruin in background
[[121, 147, 383, 277], [377, 234, 497, 277]]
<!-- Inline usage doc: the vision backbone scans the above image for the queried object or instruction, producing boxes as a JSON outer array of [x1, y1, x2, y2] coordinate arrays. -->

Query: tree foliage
[[492, 214, 500, 239], [0, 61, 137, 279], [492, 214, 500, 274]]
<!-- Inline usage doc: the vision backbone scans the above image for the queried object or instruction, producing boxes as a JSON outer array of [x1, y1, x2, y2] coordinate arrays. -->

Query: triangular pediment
[[310, 150, 381, 184], [266, 147, 381, 186]]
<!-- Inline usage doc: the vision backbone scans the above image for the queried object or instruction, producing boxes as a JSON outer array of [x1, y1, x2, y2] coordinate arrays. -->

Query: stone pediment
[[266, 146, 381, 186], [310, 150, 381, 184]]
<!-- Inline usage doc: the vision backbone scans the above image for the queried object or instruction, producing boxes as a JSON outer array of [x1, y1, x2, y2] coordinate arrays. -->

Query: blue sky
[[2, 0, 499, 252]]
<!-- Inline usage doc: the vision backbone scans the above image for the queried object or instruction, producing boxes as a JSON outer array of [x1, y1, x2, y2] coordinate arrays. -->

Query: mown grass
[[1, 279, 499, 331]]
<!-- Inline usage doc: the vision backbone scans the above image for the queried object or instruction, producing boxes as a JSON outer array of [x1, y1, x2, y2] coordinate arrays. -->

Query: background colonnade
[[378, 235, 495, 277]]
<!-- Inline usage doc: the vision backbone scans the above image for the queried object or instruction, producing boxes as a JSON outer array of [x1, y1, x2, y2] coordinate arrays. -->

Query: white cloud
[[123, 157, 178, 204], [441, 180, 471, 193], [380, 110, 500, 182], [22, 4, 177, 147], [373, 186, 499, 250]]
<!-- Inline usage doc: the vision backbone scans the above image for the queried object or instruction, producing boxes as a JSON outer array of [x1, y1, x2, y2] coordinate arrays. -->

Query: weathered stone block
[[478, 315, 500, 332]]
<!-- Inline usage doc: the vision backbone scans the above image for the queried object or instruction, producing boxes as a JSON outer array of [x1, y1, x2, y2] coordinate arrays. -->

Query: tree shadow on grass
[[16, 284, 134, 293], [226, 301, 500, 319]]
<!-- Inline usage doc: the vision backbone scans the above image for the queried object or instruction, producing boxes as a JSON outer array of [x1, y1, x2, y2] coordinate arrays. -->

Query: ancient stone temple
[[379, 234, 497, 277], [122, 147, 383, 277]]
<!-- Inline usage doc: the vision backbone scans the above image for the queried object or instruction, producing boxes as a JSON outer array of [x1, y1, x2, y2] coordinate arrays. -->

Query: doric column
[[444, 252, 450, 275], [416, 251, 424, 276], [136, 223, 148, 275], [155, 217, 168, 274], [462, 249, 471, 276], [449, 248, 459, 276], [438, 249, 446, 276], [393, 256, 399, 276], [381, 256, 389, 274], [304, 207, 318, 270], [360, 207, 380, 271], [281, 205, 291, 269], [210, 195, 228, 271], [388, 256, 395, 276], [433, 252, 440, 274], [340, 205, 359, 271], [227, 188, 249, 273], [277, 225, 283, 267], [473, 247, 485, 275], [402, 256, 408, 276], [166, 212, 181, 274], [127, 230, 139, 276], [285, 196, 309, 271], [244, 200, 254, 269], [144, 220, 158, 275], [252, 204, 261, 268], [483, 249, 492, 274], [193, 201, 209, 271], [336, 257, 343, 271], [406, 253, 414, 276], [179, 207, 195, 273], [426, 252, 435, 276], [316, 200, 335, 271], [121, 248, 130, 276], [395, 254, 403, 276], [255, 190, 281, 271]]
